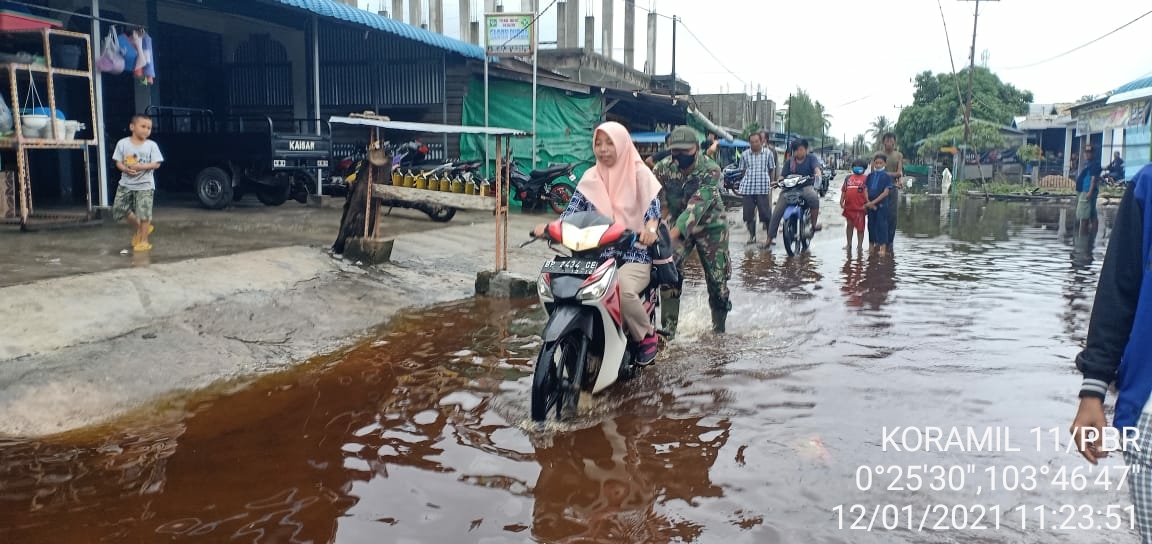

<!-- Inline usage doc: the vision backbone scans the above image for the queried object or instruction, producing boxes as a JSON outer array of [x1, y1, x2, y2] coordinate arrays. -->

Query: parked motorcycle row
[[324, 141, 579, 222]]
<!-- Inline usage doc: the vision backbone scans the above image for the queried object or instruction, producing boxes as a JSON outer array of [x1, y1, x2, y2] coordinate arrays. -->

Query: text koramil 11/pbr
[[880, 426, 1139, 453]]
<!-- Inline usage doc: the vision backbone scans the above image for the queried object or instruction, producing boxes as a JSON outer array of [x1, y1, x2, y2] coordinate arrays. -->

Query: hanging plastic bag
[[0, 93, 12, 134], [96, 25, 124, 74]]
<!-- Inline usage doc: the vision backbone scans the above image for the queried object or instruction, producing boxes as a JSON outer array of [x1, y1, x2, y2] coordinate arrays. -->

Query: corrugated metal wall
[[318, 23, 445, 108], [228, 34, 293, 110]]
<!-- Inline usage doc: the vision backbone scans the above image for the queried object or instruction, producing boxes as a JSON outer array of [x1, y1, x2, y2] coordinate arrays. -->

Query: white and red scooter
[[522, 211, 663, 422]]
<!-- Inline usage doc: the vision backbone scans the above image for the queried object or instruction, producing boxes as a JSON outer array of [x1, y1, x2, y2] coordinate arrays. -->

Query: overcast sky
[[360, 0, 1152, 139]]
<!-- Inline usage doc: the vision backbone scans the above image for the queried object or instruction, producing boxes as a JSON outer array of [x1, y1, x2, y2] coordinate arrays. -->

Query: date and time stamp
[[832, 426, 1144, 532]]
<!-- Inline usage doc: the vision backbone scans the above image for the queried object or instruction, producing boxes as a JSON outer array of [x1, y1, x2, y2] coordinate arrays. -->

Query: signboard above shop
[[1074, 100, 1151, 133], [485, 13, 535, 57]]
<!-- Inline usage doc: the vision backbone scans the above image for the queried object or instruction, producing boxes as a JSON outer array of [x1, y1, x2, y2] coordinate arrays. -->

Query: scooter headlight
[[577, 265, 616, 301], [538, 274, 553, 302]]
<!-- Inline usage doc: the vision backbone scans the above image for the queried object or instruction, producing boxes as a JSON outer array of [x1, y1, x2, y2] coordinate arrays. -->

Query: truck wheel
[[291, 171, 315, 204], [196, 167, 233, 210], [425, 206, 456, 222], [255, 183, 290, 206]]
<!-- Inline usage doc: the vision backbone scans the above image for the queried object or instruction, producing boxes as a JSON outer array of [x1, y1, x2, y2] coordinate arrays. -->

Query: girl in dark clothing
[[864, 154, 893, 256]]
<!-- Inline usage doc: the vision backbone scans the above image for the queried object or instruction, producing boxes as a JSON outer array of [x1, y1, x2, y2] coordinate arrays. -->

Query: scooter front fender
[[542, 304, 595, 343]]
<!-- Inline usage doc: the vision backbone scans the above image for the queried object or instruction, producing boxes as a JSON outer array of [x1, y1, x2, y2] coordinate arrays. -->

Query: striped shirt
[[560, 190, 661, 264], [736, 149, 775, 195]]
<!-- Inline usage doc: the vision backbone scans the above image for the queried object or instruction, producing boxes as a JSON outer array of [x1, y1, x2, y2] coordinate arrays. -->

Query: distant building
[[691, 93, 776, 134], [1012, 103, 1075, 177], [1069, 76, 1152, 179]]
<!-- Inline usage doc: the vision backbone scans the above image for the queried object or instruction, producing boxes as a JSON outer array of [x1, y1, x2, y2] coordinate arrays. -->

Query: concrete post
[[409, 0, 421, 26], [623, 0, 635, 68], [567, 0, 580, 51], [1063, 126, 1074, 178], [392, 0, 404, 21], [471, 21, 481, 45], [430, 0, 444, 33], [601, 0, 613, 59], [645, 11, 656, 74], [584, 15, 594, 53], [556, 1, 568, 47], [459, 0, 471, 42], [521, 0, 536, 12]]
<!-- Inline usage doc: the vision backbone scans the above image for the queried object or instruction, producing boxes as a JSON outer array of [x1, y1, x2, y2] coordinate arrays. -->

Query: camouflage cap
[[668, 126, 699, 151]]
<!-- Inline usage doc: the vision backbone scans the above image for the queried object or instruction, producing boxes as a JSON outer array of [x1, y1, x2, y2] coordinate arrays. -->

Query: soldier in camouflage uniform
[[652, 126, 732, 335]]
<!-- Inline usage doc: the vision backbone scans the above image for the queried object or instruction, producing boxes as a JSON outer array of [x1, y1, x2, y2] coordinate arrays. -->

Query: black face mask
[[674, 153, 696, 169]]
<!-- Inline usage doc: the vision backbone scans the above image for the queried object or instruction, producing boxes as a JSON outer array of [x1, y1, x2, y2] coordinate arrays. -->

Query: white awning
[[1107, 87, 1152, 105], [329, 116, 528, 136]]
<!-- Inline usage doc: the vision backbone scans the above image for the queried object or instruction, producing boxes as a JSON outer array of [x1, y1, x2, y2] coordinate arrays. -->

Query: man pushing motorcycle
[[652, 126, 732, 336]]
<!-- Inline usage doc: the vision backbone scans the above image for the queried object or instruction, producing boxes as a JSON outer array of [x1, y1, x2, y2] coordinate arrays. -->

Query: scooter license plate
[[541, 258, 599, 275]]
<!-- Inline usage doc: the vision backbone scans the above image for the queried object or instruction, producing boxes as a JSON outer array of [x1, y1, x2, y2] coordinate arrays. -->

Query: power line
[[935, 0, 966, 114], [631, 3, 747, 88], [676, 20, 746, 86], [1001, 8, 1152, 70], [498, 0, 560, 48], [632, 3, 676, 21], [837, 95, 872, 107]]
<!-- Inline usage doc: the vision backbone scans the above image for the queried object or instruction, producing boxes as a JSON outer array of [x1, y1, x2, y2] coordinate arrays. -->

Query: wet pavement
[[0, 195, 488, 288], [0, 196, 1133, 543]]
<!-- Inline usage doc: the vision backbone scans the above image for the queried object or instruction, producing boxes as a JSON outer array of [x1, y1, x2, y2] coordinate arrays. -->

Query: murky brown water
[[0, 197, 1134, 543]]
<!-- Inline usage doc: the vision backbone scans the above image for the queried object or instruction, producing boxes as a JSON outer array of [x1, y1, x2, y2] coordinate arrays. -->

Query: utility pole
[[785, 93, 792, 156], [959, 0, 997, 154], [670, 15, 678, 100]]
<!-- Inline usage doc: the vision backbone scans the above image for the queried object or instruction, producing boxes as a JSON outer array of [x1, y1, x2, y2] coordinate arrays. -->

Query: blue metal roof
[[630, 131, 669, 144], [268, 0, 486, 60], [1114, 76, 1152, 94]]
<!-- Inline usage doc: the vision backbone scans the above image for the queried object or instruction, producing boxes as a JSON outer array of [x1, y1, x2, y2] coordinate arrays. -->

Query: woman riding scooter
[[532, 122, 664, 363]]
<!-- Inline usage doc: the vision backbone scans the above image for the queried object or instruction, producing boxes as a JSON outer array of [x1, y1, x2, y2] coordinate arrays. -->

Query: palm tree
[[867, 116, 893, 151], [814, 101, 833, 150], [815, 101, 833, 131], [852, 134, 867, 157]]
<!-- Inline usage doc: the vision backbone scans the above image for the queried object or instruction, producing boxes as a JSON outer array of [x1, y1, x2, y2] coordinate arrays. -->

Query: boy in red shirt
[[840, 158, 869, 252]]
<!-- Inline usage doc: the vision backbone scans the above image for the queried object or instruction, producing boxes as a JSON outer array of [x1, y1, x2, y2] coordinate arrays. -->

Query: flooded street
[[0, 197, 1133, 543]]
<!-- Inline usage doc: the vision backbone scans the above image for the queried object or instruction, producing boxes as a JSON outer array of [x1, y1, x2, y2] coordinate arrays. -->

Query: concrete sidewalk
[[0, 199, 490, 288]]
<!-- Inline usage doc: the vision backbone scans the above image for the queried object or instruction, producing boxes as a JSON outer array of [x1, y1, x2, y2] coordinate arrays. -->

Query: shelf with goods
[[0, 28, 97, 229]]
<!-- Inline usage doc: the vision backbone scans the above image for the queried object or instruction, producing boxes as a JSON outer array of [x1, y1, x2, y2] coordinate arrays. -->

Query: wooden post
[[83, 144, 91, 211], [363, 128, 374, 239], [501, 138, 508, 270], [494, 136, 504, 271], [43, 30, 59, 140]]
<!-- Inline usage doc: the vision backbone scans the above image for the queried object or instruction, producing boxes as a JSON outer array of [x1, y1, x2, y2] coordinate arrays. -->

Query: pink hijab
[[575, 122, 663, 232]]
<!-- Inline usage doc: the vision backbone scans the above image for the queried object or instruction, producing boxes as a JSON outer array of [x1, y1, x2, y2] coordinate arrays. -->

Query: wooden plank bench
[[373, 184, 498, 211]]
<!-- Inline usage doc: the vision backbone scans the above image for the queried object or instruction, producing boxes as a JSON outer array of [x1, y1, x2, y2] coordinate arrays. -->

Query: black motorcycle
[[1101, 169, 1128, 190], [507, 159, 578, 214]]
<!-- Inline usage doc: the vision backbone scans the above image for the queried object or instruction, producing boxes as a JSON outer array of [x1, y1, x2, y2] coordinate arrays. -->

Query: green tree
[[867, 116, 894, 151], [852, 134, 867, 156], [1017, 143, 1042, 164], [917, 122, 1006, 159], [740, 122, 761, 140], [894, 67, 1033, 157], [784, 88, 827, 139]]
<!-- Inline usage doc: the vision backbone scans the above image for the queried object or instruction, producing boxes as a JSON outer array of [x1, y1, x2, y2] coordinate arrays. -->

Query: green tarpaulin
[[460, 78, 601, 180]]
